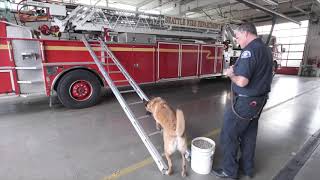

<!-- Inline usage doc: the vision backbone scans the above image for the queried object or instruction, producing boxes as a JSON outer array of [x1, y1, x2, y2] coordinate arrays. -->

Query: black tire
[[57, 69, 101, 109]]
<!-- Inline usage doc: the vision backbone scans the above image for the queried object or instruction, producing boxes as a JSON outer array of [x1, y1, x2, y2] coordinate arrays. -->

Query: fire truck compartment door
[[216, 46, 224, 74], [158, 43, 179, 80], [181, 44, 199, 77], [200, 45, 216, 75], [131, 45, 155, 83], [0, 70, 15, 94]]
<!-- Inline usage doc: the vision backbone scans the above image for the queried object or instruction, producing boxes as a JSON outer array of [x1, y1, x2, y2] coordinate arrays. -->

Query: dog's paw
[[184, 150, 191, 161], [166, 169, 173, 176], [156, 123, 161, 131]]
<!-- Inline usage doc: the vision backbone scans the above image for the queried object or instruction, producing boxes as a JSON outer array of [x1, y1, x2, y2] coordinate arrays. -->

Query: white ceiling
[[73, 0, 318, 24]]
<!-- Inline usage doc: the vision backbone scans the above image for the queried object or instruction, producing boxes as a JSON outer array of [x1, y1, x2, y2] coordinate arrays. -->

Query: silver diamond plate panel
[[11, 40, 42, 67], [16, 69, 44, 82], [11, 40, 45, 94], [19, 82, 46, 94], [6, 26, 32, 39]]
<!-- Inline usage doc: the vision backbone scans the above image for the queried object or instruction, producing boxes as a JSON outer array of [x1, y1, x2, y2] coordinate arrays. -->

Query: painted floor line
[[263, 86, 320, 112], [102, 128, 221, 180]]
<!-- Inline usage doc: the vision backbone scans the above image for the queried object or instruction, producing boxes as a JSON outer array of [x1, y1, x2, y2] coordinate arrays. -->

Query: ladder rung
[[105, 63, 116, 66], [119, 89, 136, 94], [114, 80, 128, 83], [128, 101, 144, 106], [136, 115, 151, 120], [109, 71, 121, 74], [148, 130, 163, 137]]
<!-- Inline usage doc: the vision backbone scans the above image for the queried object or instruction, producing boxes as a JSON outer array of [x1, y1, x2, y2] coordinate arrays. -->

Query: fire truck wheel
[[57, 70, 101, 109]]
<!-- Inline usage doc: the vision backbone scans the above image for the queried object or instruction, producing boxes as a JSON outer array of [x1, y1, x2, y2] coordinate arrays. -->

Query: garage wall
[[301, 21, 320, 77], [257, 20, 309, 75]]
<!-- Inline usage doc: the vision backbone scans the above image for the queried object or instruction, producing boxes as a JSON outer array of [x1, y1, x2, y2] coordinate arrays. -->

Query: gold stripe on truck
[[44, 46, 155, 52], [0, 44, 8, 50]]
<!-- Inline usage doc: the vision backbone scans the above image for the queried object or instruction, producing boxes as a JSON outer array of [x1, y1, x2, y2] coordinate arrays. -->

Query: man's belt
[[234, 93, 268, 98]]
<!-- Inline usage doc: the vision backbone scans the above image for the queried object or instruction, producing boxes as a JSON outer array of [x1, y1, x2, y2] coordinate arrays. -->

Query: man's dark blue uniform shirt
[[233, 38, 273, 96]]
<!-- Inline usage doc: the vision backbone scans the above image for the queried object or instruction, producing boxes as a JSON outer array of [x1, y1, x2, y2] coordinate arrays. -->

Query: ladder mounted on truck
[[82, 36, 168, 174], [48, 2, 221, 39]]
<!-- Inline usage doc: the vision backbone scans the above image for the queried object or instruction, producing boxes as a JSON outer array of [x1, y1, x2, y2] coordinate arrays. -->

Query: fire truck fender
[[51, 66, 105, 92]]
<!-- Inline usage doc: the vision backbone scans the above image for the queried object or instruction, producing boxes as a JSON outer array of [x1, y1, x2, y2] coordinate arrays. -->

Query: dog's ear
[[150, 96, 156, 100]]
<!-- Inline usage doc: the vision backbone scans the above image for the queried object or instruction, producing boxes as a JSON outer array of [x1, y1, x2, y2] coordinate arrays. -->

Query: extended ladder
[[50, 3, 221, 38], [82, 36, 168, 174]]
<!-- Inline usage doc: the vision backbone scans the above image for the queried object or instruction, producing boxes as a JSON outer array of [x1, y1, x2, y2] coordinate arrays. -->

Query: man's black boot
[[211, 168, 238, 179]]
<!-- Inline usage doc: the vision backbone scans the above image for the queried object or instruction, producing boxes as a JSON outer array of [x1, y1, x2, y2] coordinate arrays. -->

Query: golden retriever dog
[[145, 97, 187, 177]]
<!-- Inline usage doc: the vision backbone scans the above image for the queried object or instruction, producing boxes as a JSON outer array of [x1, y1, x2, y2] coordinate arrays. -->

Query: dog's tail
[[176, 109, 185, 137]]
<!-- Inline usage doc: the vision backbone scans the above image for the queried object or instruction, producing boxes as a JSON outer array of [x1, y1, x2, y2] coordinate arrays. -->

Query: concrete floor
[[0, 75, 320, 180], [295, 143, 320, 180]]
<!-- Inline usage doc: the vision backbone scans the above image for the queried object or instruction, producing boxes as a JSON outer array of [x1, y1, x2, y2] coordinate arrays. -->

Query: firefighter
[[211, 23, 273, 179], [223, 40, 232, 69]]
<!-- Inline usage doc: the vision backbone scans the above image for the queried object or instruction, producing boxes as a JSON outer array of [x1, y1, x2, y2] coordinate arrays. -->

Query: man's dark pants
[[220, 96, 266, 177]]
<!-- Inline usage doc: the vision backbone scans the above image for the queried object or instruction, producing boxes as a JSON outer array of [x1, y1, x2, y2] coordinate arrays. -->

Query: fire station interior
[[1, 0, 320, 180]]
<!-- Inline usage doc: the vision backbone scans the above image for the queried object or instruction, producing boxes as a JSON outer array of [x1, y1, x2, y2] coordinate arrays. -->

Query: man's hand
[[226, 65, 249, 87], [226, 66, 235, 77]]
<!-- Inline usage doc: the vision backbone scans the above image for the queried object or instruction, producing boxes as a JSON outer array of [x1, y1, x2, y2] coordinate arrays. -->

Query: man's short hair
[[236, 23, 257, 36]]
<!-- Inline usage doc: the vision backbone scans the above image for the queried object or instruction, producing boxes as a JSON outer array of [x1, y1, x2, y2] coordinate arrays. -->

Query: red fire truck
[[0, 1, 225, 109]]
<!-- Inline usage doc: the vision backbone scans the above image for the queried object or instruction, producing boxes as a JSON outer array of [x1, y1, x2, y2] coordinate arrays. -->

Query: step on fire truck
[[0, 0, 225, 109]]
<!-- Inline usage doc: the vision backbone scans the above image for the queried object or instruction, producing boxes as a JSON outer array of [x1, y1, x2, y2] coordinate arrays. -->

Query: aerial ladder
[[14, 0, 221, 39], [49, 3, 221, 39]]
